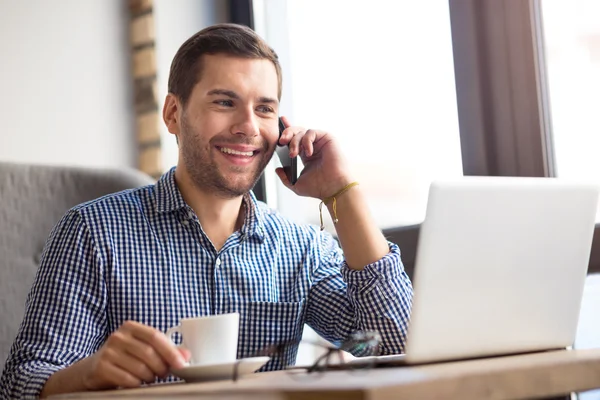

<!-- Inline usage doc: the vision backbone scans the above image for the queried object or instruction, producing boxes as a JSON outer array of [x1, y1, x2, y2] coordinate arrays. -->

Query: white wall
[[153, 0, 229, 171], [0, 0, 136, 168]]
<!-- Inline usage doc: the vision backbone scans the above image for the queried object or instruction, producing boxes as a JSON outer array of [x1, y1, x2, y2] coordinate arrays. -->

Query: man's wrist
[[40, 356, 94, 397], [321, 175, 356, 200], [324, 182, 360, 214]]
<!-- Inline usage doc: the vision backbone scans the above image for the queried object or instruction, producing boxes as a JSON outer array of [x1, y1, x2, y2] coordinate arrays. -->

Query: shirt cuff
[[22, 362, 63, 399], [341, 242, 404, 289]]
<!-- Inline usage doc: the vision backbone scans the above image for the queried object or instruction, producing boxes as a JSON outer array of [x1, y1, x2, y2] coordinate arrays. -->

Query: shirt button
[[182, 220, 189, 226], [215, 258, 222, 267]]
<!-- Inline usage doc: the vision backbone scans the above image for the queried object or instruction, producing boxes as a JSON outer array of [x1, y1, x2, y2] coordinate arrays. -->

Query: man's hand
[[82, 321, 189, 390], [275, 117, 389, 270], [276, 116, 354, 200], [41, 321, 190, 397]]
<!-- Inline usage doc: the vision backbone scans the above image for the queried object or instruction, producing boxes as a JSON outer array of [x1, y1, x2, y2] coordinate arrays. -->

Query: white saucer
[[171, 357, 270, 382]]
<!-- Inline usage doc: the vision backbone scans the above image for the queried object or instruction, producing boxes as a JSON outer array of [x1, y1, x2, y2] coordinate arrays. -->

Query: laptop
[[351, 176, 599, 367]]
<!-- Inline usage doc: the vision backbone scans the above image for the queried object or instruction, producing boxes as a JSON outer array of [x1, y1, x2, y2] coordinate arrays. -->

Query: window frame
[[229, 0, 268, 203], [445, 0, 599, 276]]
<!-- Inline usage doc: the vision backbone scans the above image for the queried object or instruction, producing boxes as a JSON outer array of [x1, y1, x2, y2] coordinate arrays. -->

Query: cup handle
[[165, 325, 181, 344], [165, 325, 191, 367]]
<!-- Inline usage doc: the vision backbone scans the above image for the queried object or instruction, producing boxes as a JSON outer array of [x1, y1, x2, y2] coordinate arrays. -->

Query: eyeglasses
[[232, 330, 383, 382]]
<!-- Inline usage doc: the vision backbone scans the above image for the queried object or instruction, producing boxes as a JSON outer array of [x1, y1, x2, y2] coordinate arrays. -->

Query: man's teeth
[[220, 147, 254, 157]]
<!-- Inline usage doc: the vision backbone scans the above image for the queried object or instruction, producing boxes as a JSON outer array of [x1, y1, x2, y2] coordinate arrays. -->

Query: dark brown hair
[[168, 23, 282, 106]]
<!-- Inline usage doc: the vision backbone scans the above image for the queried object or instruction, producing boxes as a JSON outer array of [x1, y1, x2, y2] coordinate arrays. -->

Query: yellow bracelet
[[319, 182, 359, 231]]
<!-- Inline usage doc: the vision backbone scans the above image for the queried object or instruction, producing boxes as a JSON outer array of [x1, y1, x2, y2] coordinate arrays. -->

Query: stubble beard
[[180, 114, 274, 199]]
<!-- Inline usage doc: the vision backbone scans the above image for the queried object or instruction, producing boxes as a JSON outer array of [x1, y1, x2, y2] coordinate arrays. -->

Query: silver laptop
[[354, 177, 599, 366]]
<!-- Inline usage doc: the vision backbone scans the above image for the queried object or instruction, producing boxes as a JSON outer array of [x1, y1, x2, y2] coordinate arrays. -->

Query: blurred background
[[1, 0, 599, 374]]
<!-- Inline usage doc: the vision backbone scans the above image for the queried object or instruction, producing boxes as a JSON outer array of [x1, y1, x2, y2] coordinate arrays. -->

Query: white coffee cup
[[166, 312, 240, 366]]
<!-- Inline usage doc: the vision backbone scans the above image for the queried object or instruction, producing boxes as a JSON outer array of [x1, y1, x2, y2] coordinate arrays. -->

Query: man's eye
[[257, 105, 274, 113], [215, 100, 233, 107]]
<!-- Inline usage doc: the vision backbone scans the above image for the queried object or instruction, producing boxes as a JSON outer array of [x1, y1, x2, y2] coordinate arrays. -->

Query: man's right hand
[[82, 320, 190, 390], [41, 321, 190, 397]]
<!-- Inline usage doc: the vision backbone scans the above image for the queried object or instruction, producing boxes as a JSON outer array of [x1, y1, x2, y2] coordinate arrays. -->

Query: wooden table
[[52, 348, 600, 400]]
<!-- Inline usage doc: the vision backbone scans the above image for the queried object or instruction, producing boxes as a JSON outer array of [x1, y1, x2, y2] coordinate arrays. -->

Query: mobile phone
[[276, 117, 298, 185]]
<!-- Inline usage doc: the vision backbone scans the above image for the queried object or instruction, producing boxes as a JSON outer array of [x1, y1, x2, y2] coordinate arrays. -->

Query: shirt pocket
[[238, 299, 306, 371]]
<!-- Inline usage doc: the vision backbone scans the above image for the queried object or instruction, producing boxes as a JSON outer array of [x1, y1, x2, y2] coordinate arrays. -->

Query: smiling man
[[0, 24, 413, 398]]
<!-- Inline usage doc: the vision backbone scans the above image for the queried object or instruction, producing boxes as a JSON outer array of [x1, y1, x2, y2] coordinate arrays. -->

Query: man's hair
[[168, 23, 282, 106]]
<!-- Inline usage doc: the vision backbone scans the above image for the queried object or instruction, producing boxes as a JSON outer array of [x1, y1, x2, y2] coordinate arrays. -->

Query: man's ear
[[163, 93, 181, 136]]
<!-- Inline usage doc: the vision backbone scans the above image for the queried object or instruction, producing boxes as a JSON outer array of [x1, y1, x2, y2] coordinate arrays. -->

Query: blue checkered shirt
[[1, 167, 413, 399]]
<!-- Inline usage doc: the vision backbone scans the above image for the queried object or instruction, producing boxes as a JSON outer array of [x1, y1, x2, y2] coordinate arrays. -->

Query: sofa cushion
[[0, 161, 154, 365]]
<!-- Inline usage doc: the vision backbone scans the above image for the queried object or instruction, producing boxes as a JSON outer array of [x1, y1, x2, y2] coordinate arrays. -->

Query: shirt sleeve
[[304, 230, 413, 356], [0, 209, 108, 399]]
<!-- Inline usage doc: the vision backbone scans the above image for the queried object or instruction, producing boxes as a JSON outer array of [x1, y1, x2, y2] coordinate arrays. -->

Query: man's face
[[174, 54, 279, 198]]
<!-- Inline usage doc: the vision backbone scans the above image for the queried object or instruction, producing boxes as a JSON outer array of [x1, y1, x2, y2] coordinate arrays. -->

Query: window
[[540, 0, 600, 220], [254, 0, 462, 365], [254, 0, 462, 232]]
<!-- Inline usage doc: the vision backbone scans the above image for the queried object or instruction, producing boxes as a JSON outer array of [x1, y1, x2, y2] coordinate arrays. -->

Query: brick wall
[[129, 0, 162, 179]]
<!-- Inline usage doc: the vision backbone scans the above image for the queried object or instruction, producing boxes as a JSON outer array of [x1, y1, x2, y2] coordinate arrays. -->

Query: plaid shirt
[[1, 167, 413, 399]]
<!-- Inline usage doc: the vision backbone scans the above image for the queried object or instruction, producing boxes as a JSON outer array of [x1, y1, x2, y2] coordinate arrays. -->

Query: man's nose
[[230, 110, 260, 137]]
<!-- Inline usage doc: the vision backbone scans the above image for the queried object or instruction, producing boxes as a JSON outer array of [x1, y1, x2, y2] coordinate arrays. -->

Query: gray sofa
[[0, 161, 154, 365]]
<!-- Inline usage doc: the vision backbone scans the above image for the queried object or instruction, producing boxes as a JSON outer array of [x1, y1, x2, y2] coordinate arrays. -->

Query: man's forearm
[[327, 185, 389, 269], [40, 357, 91, 398]]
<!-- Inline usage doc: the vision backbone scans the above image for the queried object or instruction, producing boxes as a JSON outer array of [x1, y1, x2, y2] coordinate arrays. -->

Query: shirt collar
[[154, 167, 265, 241], [154, 167, 187, 213], [241, 189, 266, 241]]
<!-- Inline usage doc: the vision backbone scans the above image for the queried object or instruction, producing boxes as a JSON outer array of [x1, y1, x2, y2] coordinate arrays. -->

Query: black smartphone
[[276, 117, 298, 185]]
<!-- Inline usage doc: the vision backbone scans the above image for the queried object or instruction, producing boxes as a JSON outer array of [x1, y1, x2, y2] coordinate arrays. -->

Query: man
[[1, 23, 413, 398]]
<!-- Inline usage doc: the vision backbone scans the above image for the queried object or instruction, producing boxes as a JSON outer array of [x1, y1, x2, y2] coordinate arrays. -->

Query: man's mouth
[[218, 146, 257, 157]]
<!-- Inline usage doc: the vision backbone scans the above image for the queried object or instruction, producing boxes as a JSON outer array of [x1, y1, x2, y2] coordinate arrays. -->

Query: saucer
[[171, 357, 270, 382]]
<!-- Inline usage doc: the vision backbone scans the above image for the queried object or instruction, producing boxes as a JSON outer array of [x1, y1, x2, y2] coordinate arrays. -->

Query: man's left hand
[[276, 116, 354, 200]]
